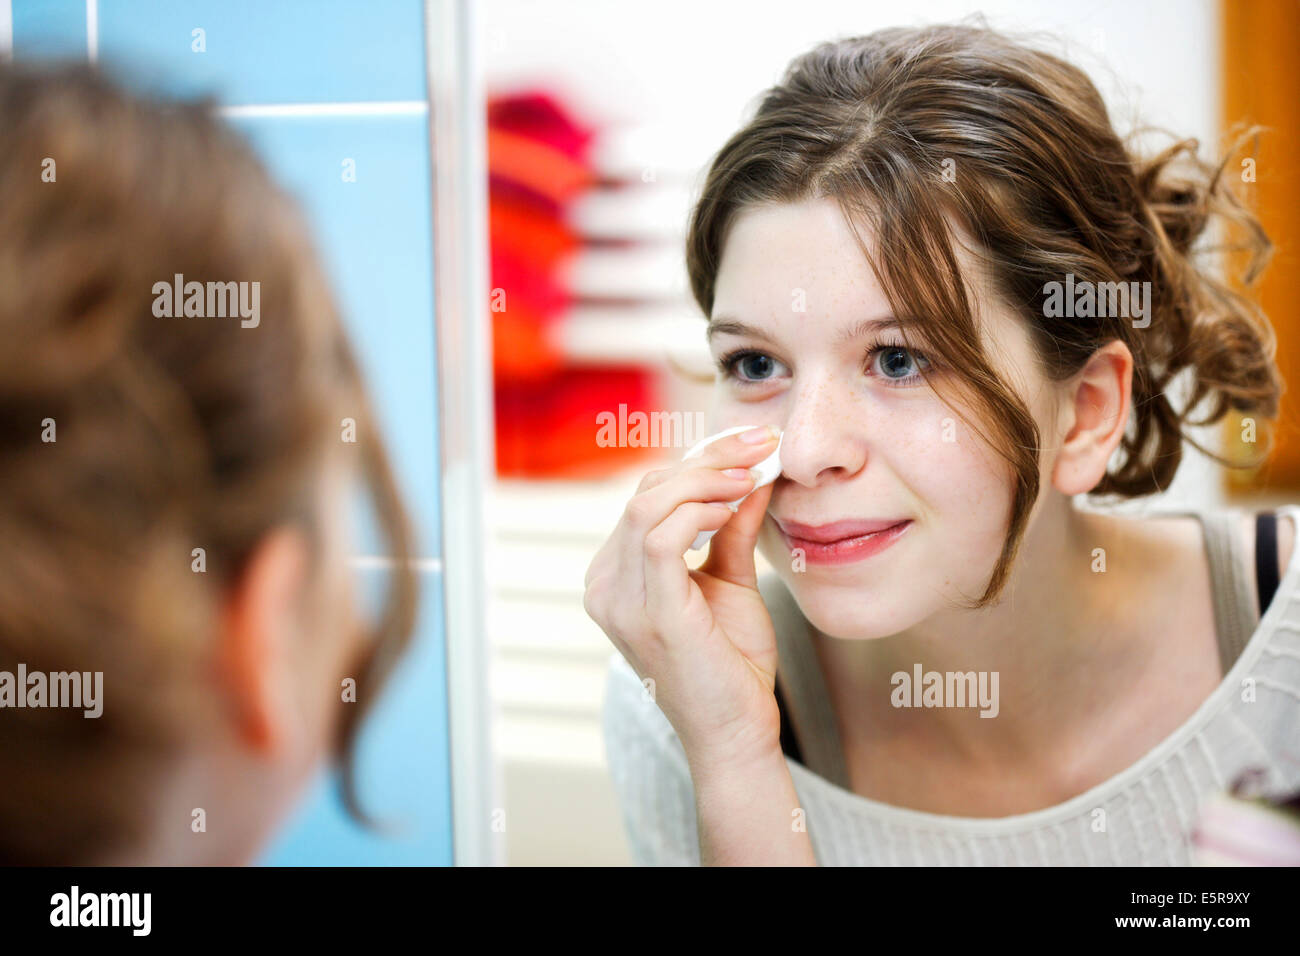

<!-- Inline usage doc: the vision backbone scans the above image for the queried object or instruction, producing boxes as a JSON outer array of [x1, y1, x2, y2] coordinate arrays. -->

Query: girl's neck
[[810, 498, 1210, 772]]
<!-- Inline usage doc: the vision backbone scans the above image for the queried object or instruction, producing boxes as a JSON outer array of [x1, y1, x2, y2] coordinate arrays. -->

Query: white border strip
[[85, 0, 96, 62], [219, 101, 428, 118], [0, 0, 12, 61], [426, 0, 500, 867]]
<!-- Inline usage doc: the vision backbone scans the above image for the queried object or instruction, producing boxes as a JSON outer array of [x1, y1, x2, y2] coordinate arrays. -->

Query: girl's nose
[[776, 381, 867, 487]]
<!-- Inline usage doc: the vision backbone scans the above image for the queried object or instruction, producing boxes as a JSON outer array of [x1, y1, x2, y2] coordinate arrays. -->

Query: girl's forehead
[[714, 201, 891, 318], [713, 198, 1019, 351], [720, 197, 867, 264]]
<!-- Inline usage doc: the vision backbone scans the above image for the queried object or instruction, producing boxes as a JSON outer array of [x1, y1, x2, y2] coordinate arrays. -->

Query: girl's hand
[[583, 425, 782, 771]]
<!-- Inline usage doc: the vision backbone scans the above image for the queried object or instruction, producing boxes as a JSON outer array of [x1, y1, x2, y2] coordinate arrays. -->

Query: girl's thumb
[[699, 481, 774, 588]]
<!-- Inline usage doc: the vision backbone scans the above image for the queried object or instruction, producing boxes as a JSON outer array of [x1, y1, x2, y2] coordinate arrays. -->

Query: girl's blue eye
[[874, 346, 929, 384], [736, 353, 777, 380], [714, 342, 932, 388], [714, 349, 787, 384]]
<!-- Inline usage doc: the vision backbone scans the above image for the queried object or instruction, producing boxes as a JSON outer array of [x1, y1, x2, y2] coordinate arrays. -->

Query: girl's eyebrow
[[706, 314, 921, 345], [705, 316, 771, 343], [833, 316, 921, 345]]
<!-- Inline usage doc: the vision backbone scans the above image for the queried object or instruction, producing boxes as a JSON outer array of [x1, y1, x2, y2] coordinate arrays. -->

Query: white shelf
[[565, 181, 696, 241], [551, 304, 711, 368]]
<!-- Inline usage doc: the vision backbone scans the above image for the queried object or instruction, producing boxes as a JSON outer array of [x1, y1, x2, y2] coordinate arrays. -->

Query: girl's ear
[[214, 527, 311, 757], [1051, 339, 1133, 496]]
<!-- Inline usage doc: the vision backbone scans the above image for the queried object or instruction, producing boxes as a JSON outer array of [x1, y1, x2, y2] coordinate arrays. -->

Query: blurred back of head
[[0, 61, 417, 864]]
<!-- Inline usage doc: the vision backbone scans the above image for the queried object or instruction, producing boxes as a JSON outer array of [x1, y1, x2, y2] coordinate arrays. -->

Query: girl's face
[[708, 196, 1064, 640]]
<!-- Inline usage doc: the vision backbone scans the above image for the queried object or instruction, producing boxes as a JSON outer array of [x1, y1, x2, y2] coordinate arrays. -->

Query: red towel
[[488, 90, 657, 478]]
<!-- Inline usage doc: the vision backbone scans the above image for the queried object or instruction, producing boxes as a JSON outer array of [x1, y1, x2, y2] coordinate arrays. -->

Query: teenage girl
[[588, 23, 1300, 866]]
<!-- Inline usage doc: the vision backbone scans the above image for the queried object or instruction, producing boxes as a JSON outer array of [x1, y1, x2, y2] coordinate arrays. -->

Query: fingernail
[[722, 467, 753, 479], [707, 501, 733, 510], [739, 425, 779, 444]]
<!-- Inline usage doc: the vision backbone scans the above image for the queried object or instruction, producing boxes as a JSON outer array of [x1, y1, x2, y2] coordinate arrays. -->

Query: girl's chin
[[778, 578, 911, 640], [809, 614, 899, 642]]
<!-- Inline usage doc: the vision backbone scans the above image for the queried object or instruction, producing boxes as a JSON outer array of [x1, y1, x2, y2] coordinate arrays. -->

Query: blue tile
[[11, 0, 88, 59], [258, 567, 452, 865], [94, 0, 427, 105], [226, 112, 441, 559]]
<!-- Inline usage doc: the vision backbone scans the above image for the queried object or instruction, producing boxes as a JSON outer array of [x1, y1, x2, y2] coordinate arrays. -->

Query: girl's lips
[[774, 517, 912, 566], [775, 517, 910, 543]]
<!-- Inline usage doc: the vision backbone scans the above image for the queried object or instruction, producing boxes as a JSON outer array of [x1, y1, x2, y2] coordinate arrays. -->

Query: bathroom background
[[3, 0, 1296, 865]]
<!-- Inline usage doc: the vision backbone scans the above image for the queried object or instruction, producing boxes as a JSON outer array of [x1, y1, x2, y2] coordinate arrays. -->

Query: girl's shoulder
[[603, 652, 677, 743], [602, 652, 695, 791]]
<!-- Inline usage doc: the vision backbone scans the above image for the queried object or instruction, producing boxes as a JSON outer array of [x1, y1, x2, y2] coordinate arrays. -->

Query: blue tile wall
[[11, 0, 87, 58], [98, 0, 425, 104], [228, 112, 442, 559]]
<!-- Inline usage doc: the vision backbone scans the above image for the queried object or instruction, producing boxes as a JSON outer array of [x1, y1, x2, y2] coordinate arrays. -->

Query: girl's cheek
[[898, 404, 1011, 533]]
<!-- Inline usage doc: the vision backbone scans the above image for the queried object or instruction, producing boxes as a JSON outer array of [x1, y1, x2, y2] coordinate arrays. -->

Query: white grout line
[[85, 0, 97, 62], [0, 0, 11, 61], [218, 101, 428, 118], [348, 555, 444, 573], [44, 3, 427, 120]]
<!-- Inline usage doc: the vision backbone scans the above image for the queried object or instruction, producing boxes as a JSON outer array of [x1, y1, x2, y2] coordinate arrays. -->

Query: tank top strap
[[757, 571, 852, 790], [1196, 509, 1260, 675], [1146, 507, 1258, 676]]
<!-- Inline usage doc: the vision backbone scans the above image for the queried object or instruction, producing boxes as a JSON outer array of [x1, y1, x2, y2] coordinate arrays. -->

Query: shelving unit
[[485, 472, 643, 865]]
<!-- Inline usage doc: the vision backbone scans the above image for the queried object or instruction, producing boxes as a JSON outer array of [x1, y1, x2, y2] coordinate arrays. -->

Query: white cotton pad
[[682, 426, 784, 550]]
